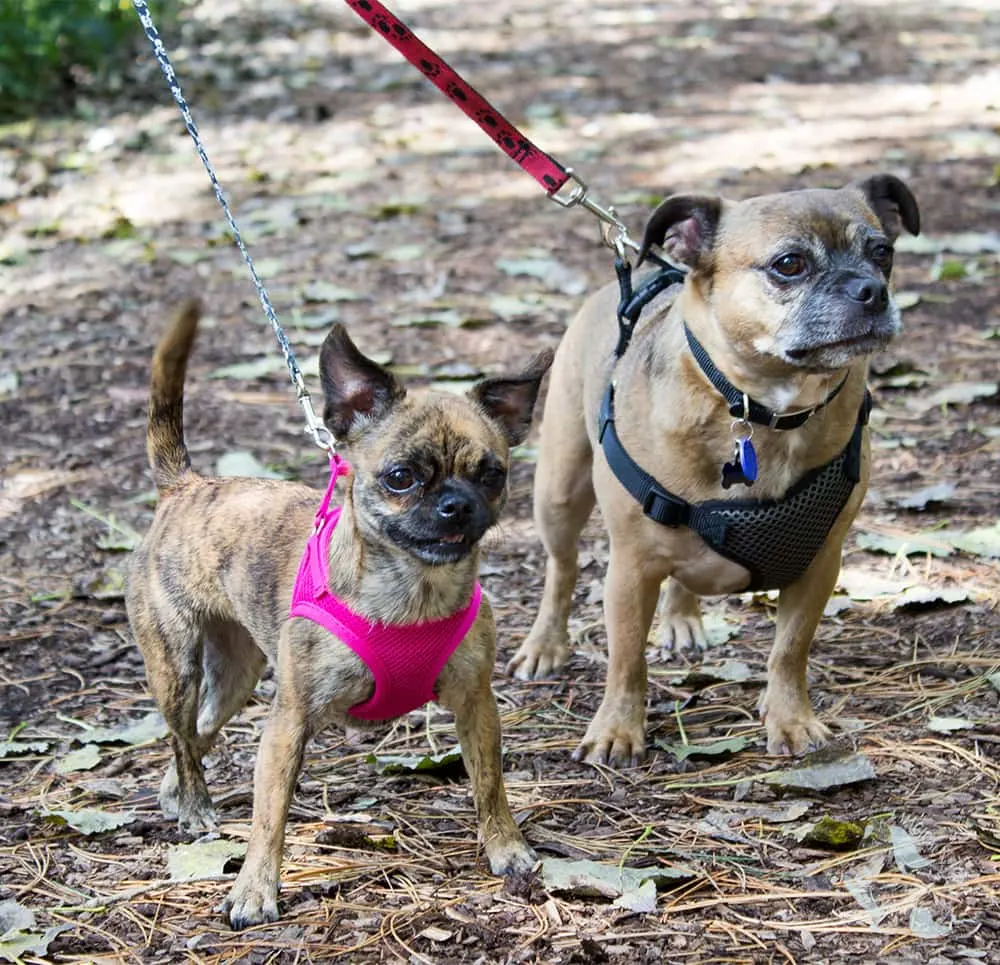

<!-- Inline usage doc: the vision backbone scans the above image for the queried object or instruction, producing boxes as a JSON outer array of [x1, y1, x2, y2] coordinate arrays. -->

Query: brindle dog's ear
[[319, 324, 405, 439], [855, 174, 921, 239], [638, 195, 723, 268], [470, 348, 554, 447]]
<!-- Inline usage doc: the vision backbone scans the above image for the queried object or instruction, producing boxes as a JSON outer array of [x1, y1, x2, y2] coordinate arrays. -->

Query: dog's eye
[[383, 467, 419, 493], [769, 253, 809, 280], [870, 243, 894, 272], [480, 465, 507, 493]]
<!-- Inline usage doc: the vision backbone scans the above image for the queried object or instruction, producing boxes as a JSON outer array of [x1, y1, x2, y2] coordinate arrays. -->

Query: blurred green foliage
[[0, 0, 181, 119]]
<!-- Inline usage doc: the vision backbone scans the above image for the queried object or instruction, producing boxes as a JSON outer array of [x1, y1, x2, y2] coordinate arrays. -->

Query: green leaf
[[208, 356, 287, 380], [762, 750, 876, 792], [540, 857, 693, 908], [661, 735, 748, 761], [216, 451, 286, 480], [300, 282, 362, 304], [680, 660, 756, 689], [0, 924, 68, 963], [167, 248, 213, 266], [926, 715, 974, 734], [932, 259, 967, 281], [42, 807, 137, 835], [0, 739, 50, 760], [495, 257, 587, 296], [367, 748, 465, 776], [167, 839, 247, 881], [55, 744, 102, 774], [948, 522, 1000, 558], [893, 482, 957, 511], [890, 825, 931, 872], [0, 371, 18, 398], [76, 713, 167, 747], [0, 899, 35, 934], [79, 566, 126, 600]]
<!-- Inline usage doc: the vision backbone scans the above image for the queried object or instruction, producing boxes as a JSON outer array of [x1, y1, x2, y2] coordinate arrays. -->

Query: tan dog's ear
[[470, 348, 554, 446], [319, 324, 405, 439], [855, 174, 921, 239], [638, 195, 723, 268]]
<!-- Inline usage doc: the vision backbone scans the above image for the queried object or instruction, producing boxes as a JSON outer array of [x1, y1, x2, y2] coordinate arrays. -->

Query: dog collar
[[683, 325, 848, 431]]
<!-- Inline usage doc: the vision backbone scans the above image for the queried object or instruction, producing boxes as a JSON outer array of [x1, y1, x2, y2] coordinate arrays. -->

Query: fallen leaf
[[300, 282, 362, 303], [42, 807, 137, 835], [926, 716, 974, 734], [893, 291, 921, 310], [496, 256, 587, 295], [367, 748, 465, 776], [701, 611, 740, 646], [908, 382, 997, 411], [661, 735, 749, 762], [0, 740, 50, 760], [680, 660, 756, 689], [540, 857, 694, 906], [209, 356, 288, 380], [167, 839, 247, 881], [216, 451, 286, 480], [55, 744, 102, 774], [0, 900, 35, 934], [855, 531, 952, 558], [762, 749, 876, 792], [77, 713, 167, 747], [893, 482, 957, 511], [612, 877, 658, 913], [488, 293, 545, 320], [0, 371, 18, 398], [889, 825, 931, 872], [908, 906, 951, 939], [895, 231, 1000, 255], [890, 586, 969, 611], [948, 522, 1000, 558], [843, 875, 890, 927], [418, 926, 453, 942]]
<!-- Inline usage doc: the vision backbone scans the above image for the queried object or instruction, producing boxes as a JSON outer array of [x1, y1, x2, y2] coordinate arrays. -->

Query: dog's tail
[[147, 300, 200, 493]]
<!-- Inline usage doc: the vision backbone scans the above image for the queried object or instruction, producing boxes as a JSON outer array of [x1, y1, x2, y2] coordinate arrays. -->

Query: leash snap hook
[[549, 169, 640, 256], [294, 375, 336, 453]]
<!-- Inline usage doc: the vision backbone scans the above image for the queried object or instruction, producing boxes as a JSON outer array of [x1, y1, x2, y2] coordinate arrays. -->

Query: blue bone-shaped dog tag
[[721, 436, 758, 489]]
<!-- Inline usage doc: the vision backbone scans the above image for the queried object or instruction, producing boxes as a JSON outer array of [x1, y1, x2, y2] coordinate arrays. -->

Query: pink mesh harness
[[289, 455, 482, 722]]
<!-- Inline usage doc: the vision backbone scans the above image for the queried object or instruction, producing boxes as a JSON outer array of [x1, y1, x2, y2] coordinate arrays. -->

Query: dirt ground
[[2, 0, 999, 962]]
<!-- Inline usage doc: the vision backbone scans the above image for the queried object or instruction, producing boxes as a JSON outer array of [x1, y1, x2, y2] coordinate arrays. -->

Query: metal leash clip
[[294, 375, 335, 452], [549, 169, 640, 257]]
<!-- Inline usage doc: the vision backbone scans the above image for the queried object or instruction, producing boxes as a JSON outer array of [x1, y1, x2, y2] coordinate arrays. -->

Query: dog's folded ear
[[319, 324, 406, 440], [638, 195, 723, 269], [855, 174, 921, 239], [470, 348, 555, 447]]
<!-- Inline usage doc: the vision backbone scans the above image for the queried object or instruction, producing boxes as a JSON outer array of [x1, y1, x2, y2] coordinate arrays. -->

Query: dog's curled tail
[[147, 299, 200, 493]]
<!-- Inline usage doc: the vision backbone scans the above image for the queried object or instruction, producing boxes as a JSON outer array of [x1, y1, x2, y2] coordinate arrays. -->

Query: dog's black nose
[[845, 276, 889, 312], [437, 490, 475, 523]]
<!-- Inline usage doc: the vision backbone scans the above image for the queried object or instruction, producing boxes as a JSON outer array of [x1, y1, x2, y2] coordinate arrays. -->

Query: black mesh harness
[[600, 259, 871, 592]]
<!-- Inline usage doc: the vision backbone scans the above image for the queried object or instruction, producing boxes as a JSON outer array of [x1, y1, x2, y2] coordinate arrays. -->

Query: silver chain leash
[[130, 0, 333, 451]]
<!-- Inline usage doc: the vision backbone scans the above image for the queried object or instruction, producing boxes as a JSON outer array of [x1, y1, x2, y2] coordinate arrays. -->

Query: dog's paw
[[571, 711, 647, 768], [653, 612, 708, 657], [760, 700, 831, 756], [506, 630, 570, 680], [222, 876, 279, 930], [486, 837, 537, 878]]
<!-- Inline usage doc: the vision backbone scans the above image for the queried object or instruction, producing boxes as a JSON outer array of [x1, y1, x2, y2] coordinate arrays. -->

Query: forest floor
[[1, 0, 999, 962]]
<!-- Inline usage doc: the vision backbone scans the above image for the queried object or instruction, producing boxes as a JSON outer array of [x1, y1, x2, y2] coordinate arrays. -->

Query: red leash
[[344, 0, 638, 253]]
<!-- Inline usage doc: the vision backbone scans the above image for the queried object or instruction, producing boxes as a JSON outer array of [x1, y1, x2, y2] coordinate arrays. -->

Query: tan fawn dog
[[508, 176, 920, 766]]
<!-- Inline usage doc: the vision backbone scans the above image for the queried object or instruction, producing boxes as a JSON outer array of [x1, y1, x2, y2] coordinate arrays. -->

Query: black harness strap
[[598, 382, 871, 589], [614, 257, 686, 359]]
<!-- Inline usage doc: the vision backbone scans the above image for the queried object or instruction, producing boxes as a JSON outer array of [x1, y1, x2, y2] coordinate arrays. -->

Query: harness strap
[[684, 326, 849, 429], [613, 259, 687, 359]]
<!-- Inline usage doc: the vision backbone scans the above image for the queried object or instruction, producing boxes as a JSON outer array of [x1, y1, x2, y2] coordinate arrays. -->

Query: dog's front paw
[[506, 628, 570, 681], [759, 695, 831, 756], [222, 872, 279, 930], [486, 836, 536, 877], [177, 800, 219, 835], [571, 708, 646, 768]]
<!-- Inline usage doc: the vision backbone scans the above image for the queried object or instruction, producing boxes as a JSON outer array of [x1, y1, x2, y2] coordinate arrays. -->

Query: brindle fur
[[508, 176, 920, 766], [127, 303, 552, 928]]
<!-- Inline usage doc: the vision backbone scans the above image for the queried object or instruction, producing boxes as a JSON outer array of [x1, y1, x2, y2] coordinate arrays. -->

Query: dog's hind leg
[[156, 622, 266, 828], [508, 384, 595, 681]]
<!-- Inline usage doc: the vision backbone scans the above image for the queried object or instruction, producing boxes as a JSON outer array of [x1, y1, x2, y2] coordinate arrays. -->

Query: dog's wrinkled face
[[640, 174, 921, 374], [319, 325, 552, 565]]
